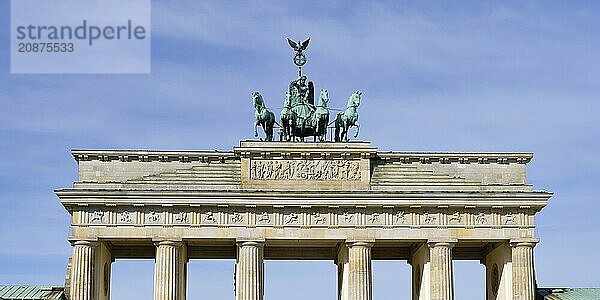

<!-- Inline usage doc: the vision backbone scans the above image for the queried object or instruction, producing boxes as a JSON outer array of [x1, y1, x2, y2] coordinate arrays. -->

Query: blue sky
[[1, 1, 599, 299]]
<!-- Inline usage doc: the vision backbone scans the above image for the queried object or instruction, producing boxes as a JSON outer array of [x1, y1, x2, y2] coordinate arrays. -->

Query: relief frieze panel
[[250, 159, 361, 181], [90, 210, 105, 224], [117, 210, 134, 224], [145, 210, 163, 224], [394, 211, 409, 225], [173, 211, 189, 224], [257, 211, 273, 225], [78, 206, 531, 229], [339, 211, 355, 226]]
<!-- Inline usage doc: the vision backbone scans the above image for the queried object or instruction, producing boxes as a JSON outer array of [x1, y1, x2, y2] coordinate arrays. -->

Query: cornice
[[72, 149, 236, 163], [55, 188, 552, 210], [71, 148, 533, 165], [376, 152, 533, 165]]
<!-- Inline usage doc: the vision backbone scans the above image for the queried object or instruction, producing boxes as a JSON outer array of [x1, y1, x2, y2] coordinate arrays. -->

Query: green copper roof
[[0, 286, 66, 300], [538, 288, 600, 300]]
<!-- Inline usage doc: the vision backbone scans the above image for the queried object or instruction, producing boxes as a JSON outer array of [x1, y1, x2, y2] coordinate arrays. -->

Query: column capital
[[346, 239, 375, 248], [69, 239, 99, 247], [236, 239, 265, 248], [510, 239, 539, 248], [153, 239, 183, 247], [427, 239, 457, 249]]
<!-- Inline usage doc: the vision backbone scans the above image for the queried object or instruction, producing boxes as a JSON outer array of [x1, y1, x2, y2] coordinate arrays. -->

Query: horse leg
[[265, 125, 271, 141], [254, 120, 259, 138], [354, 120, 360, 138], [267, 116, 275, 141], [343, 123, 349, 142]]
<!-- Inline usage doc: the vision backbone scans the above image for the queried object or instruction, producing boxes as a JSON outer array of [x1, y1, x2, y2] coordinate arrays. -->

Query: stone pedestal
[[69, 240, 97, 300], [235, 241, 265, 300], [428, 241, 454, 300], [347, 241, 373, 300], [511, 241, 537, 300], [154, 241, 187, 300]]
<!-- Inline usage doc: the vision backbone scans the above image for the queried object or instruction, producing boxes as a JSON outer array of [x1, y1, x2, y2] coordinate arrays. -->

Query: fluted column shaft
[[70, 241, 97, 300], [154, 241, 185, 300], [347, 241, 373, 300], [511, 242, 536, 300], [236, 241, 265, 300], [429, 242, 454, 300]]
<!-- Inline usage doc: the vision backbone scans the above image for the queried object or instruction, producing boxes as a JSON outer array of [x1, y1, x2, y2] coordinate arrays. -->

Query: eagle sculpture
[[287, 37, 310, 52]]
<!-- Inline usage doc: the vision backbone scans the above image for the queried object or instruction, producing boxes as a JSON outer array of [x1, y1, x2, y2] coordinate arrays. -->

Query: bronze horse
[[252, 91, 275, 141], [334, 91, 362, 142]]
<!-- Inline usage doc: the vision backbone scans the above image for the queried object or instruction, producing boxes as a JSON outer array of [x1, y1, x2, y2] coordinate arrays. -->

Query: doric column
[[428, 241, 455, 300], [235, 240, 265, 300], [511, 241, 537, 300], [154, 240, 187, 300], [347, 241, 373, 300], [69, 240, 97, 300]]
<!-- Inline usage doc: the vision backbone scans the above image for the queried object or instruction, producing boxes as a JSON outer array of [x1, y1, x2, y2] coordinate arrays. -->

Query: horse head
[[347, 91, 361, 108], [319, 89, 329, 107], [252, 91, 264, 110]]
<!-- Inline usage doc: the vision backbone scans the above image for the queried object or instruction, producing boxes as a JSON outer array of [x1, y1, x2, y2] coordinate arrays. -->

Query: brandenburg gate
[[56, 39, 551, 300], [57, 141, 551, 300]]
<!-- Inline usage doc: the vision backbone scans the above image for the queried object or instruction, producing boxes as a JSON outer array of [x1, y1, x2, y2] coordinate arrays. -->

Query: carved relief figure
[[90, 210, 105, 223], [423, 212, 436, 225], [231, 212, 244, 224], [174, 212, 188, 223], [147, 211, 160, 223], [313, 212, 327, 225], [343, 211, 354, 223], [448, 212, 462, 224], [395, 211, 407, 224], [258, 212, 271, 224], [204, 211, 216, 223], [118, 211, 132, 223], [369, 213, 380, 224], [504, 212, 517, 225], [285, 213, 299, 224], [475, 213, 487, 225]]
